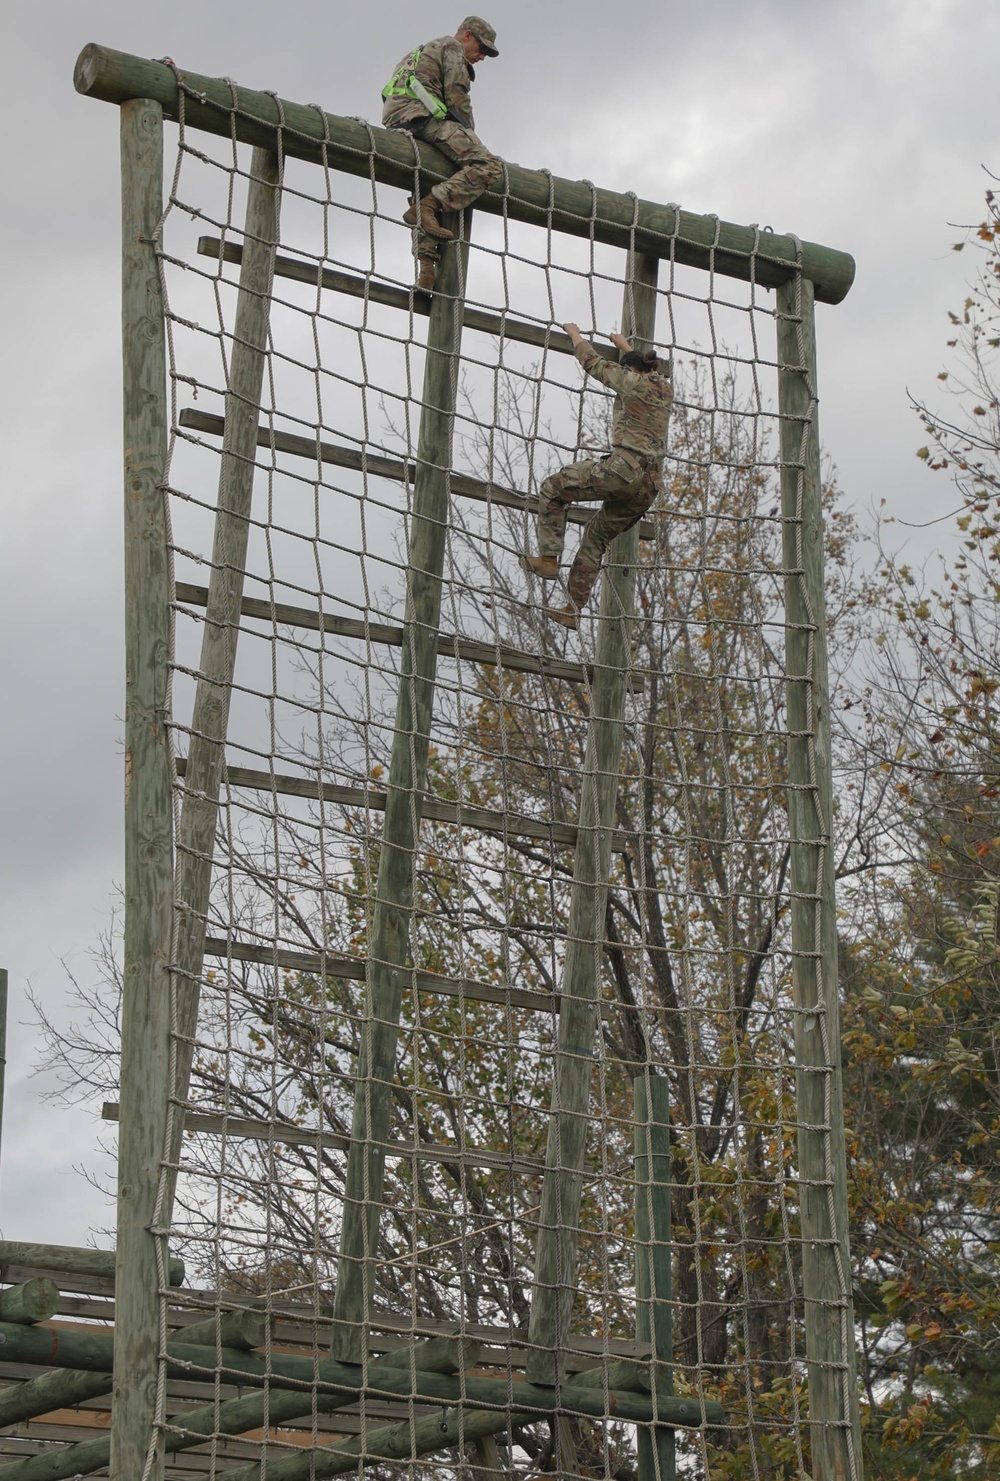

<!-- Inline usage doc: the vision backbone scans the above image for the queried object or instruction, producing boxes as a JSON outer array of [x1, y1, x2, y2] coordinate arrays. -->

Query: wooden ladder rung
[[173, 580, 640, 690], [197, 236, 620, 363], [201, 935, 612, 1020], [173, 758, 629, 854], [101, 1103, 546, 1176], [176, 407, 656, 541]]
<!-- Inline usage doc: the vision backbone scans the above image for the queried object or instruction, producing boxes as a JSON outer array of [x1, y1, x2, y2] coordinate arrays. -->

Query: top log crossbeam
[[74, 45, 855, 305]]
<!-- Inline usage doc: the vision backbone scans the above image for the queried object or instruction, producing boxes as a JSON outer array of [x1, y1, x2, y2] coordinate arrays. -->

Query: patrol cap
[[459, 16, 499, 56]]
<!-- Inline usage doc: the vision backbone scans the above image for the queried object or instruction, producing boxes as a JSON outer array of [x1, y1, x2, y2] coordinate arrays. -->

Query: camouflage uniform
[[538, 343, 673, 610], [382, 35, 502, 263]]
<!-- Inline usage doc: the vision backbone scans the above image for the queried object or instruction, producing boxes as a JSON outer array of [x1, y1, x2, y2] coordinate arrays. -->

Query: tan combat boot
[[417, 257, 437, 293], [523, 555, 558, 580], [544, 603, 580, 631], [406, 192, 453, 240]]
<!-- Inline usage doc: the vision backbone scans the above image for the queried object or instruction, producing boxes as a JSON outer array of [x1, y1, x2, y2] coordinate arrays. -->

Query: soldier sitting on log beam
[[382, 17, 503, 294]]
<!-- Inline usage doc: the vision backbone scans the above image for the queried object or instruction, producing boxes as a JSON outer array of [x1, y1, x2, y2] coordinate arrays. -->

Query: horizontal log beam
[[0, 1324, 723, 1428], [208, 1399, 526, 1481], [197, 238, 620, 362], [74, 45, 854, 303], [101, 1101, 546, 1176], [177, 1307, 271, 1351], [175, 408, 657, 541], [0, 1370, 113, 1429], [199, 934, 615, 1020], [0, 1243, 183, 1289], [173, 578, 625, 691], [173, 758, 629, 853], [0, 1339, 471, 1436]]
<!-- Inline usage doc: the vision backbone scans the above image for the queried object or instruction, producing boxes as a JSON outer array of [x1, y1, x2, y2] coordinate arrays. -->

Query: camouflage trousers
[[414, 119, 502, 260], [538, 450, 662, 609]]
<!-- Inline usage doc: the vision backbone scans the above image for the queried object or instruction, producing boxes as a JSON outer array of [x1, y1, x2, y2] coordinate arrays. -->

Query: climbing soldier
[[524, 324, 673, 630], [382, 18, 503, 294]]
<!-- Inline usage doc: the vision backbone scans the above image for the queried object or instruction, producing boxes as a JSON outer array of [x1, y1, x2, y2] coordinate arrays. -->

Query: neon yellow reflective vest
[[381, 47, 448, 120]]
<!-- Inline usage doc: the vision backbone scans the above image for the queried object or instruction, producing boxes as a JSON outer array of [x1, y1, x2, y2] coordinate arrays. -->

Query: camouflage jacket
[[575, 342, 673, 461], [382, 36, 475, 131]]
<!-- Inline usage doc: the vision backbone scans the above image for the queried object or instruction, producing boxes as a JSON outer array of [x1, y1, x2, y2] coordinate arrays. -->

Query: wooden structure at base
[[0, 1243, 717, 1481]]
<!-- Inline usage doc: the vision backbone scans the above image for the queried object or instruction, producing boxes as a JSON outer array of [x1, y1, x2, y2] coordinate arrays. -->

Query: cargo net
[[140, 87, 848, 1481]]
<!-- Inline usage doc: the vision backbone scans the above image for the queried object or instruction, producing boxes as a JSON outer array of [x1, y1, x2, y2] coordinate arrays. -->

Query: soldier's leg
[[422, 120, 503, 213], [566, 471, 654, 610], [536, 460, 604, 564], [409, 225, 442, 289]]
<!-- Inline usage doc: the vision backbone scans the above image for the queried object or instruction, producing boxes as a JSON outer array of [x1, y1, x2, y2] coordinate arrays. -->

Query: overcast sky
[[1, 0, 996, 1248]]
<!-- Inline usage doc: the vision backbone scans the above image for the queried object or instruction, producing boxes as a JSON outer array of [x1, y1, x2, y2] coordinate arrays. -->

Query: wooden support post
[[330, 217, 470, 1365], [526, 252, 659, 1387], [634, 1074, 674, 1481], [164, 146, 281, 1218], [776, 274, 862, 1481], [114, 94, 172, 1481], [472, 1434, 506, 1481]]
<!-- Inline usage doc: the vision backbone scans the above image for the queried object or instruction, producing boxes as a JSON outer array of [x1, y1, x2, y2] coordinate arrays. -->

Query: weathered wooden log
[[0, 1368, 112, 1429], [0, 1242, 183, 1287], [0, 1303, 269, 1427], [0, 1280, 59, 1325], [0, 1336, 482, 1481], [525, 254, 659, 1388], [175, 1307, 271, 1350], [329, 214, 471, 1365], [777, 277, 862, 1478], [0, 1322, 724, 1426], [570, 1359, 649, 1393]]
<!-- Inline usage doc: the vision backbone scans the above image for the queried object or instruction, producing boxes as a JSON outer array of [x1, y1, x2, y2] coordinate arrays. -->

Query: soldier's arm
[[439, 39, 474, 123], [575, 341, 628, 393], [564, 323, 629, 391]]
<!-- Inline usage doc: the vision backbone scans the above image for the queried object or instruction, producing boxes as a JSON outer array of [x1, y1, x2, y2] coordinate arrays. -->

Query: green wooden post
[[776, 273, 862, 1481], [114, 94, 173, 1481], [526, 253, 659, 1386], [163, 147, 281, 1218], [330, 220, 470, 1365], [634, 1074, 674, 1481]]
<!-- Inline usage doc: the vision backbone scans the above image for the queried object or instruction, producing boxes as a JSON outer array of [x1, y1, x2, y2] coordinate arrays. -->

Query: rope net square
[[101, 69, 855, 1481]]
